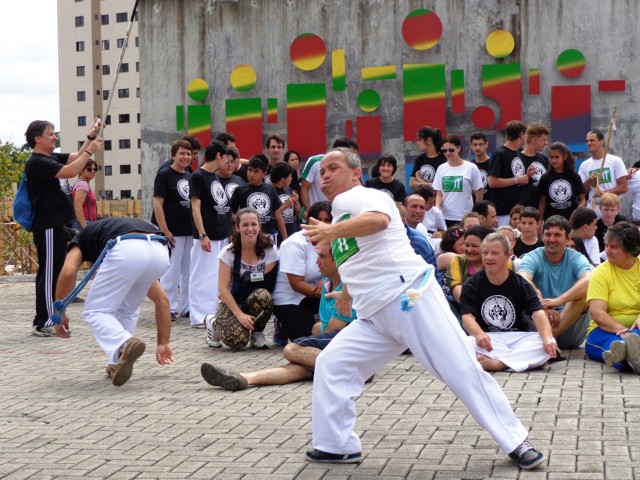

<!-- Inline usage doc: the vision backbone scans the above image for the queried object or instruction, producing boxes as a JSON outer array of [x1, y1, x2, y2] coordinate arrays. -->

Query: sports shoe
[[250, 331, 269, 349], [200, 363, 248, 391], [603, 340, 627, 367], [31, 325, 56, 337], [305, 448, 363, 464], [170, 312, 177, 321], [112, 337, 146, 387], [508, 440, 545, 469], [624, 333, 640, 373], [272, 320, 288, 347], [205, 314, 221, 348]]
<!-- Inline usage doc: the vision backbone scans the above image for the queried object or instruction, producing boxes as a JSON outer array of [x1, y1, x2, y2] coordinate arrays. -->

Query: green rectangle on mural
[[403, 64, 446, 99], [287, 83, 326, 106], [225, 98, 261, 121]]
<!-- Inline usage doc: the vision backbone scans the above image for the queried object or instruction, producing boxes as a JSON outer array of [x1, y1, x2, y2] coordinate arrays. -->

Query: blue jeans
[[585, 327, 640, 371]]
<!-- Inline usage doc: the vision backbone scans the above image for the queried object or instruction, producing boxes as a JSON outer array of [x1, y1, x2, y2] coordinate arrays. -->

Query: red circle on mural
[[472, 106, 496, 130], [402, 9, 443, 50], [290, 33, 327, 71]]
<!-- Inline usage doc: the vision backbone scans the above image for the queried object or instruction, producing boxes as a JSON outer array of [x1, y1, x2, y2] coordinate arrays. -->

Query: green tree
[[0, 141, 30, 201]]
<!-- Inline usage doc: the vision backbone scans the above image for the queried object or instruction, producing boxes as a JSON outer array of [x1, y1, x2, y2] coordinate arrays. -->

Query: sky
[[0, 2, 60, 146]]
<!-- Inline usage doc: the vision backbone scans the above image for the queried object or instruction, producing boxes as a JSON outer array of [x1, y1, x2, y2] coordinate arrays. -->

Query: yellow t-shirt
[[586, 258, 640, 335]]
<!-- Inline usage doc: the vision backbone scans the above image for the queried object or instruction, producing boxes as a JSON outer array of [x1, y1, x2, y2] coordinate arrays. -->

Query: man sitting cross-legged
[[200, 241, 356, 390], [461, 232, 557, 372]]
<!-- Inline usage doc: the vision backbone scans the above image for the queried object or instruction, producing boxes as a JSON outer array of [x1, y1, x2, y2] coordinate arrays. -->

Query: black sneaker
[[508, 440, 545, 469], [200, 363, 248, 391], [305, 448, 363, 464]]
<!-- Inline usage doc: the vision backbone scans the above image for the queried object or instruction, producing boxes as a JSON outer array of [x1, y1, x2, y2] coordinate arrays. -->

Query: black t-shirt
[[471, 158, 493, 199], [596, 214, 626, 251], [266, 164, 301, 193], [488, 146, 525, 215], [364, 177, 407, 203], [537, 170, 585, 220], [25, 152, 74, 230], [274, 186, 299, 237], [460, 270, 542, 332], [235, 164, 249, 183], [410, 153, 446, 184], [71, 218, 162, 263], [519, 152, 549, 208], [513, 237, 544, 258], [152, 167, 192, 236], [229, 183, 283, 235]]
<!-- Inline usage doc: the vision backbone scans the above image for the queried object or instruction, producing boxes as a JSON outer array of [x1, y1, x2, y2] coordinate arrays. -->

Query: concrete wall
[[139, 0, 639, 218]]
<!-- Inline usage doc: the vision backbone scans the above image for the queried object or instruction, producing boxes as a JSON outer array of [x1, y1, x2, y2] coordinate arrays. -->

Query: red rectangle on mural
[[288, 104, 326, 158], [356, 116, 382, 161], [529, 69, 540, 95], [345, 119, 353, 138], [598, 80, 626, 92]]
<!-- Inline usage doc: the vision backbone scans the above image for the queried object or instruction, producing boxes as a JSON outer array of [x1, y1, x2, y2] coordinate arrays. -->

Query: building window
[[96, 90, 100, 96], [136, 113, 140, 123], [102, 65, 110, 75], [76, 66, 85, 76], [120, 165, 131, 174], [137, 138, 141, 149], [102, 90, 109, 100], [75, 16, 84, 27], [77, 91, 86, 102], [104, 166, 112, 176], [76, 41, 85, 52], [120, 190, 132, 199], [136, 87, 140, 98], [120, 63, 129, 73], [119, 139, 131, 149], [78, 116, 87, 127], [104, 140, 112, 151], [135, 36, 139, 47], [105, 115, 111, 125], [101, 14, 109, 25], [116, 12, 128, 22], [102, 40, 110, 51], [117, 38, 125, 48], [118, 114, 130, 123], [118, 88, 129, 98], [138, 164, 142, 174], [135, 61, 139, 72]]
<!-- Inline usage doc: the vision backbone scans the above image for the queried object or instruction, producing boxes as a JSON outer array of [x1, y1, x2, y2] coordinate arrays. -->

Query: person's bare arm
[[56, 139, 102, 179], [301, 211, 390, 244], [147, 280, 174, 365], [74, 189, 89, 228], [462, 313, 492, 351], [488, 174, 529, 188], [153, 196, 174, 245], [54, 247, 83, 338], [190, 196, 210, 252]]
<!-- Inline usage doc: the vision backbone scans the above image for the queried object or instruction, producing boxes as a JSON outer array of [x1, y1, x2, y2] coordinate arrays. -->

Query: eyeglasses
[[441, 148, 457, 153], [85, 168, 97, 172]]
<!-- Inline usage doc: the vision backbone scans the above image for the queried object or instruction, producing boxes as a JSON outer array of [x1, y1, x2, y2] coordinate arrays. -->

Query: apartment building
[[57, 0, 141, 199]]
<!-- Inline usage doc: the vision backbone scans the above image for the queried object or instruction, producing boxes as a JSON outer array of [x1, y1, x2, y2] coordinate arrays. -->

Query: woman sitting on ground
[[584, 222, 640, 372], [209, 208, 278, 350]]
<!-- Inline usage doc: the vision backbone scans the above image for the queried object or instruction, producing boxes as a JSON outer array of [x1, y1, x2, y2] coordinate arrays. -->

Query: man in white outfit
[[301, 148, 545, 469]]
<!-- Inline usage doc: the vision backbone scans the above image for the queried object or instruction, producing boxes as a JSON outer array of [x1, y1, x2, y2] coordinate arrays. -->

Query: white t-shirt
[[218, 244, 279, 277], [272, 231, 321, 305], [300, 154, 327, 206], [432, 161, 483, 221], [422, 206, 447, 233], [578, 155, 627, 205], [330, 186, 429, 318], [583, 236, 601, 265], [623, 174, 640, 220]]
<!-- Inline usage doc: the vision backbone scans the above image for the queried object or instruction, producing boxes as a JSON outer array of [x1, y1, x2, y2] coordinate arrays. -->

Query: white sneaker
[[250, 331, 269, 349], [204, 314, 221, 348], [31, 325, 56, 337]]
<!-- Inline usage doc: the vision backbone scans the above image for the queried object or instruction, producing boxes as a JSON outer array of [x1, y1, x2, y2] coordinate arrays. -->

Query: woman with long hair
[[207, 208, 278, 350], [537, 142, 585, 220], [72, 159, 98, 230]]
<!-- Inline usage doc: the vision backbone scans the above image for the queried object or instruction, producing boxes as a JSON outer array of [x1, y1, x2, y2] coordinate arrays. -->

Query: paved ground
[[1, 279, 640, 479]]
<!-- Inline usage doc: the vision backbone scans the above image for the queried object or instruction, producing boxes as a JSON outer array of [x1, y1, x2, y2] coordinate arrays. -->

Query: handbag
[[13, 175, 34, 232]]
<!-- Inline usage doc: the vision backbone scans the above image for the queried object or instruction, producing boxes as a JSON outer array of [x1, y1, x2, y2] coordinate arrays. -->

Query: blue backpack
[[14, 174, 34, 232]]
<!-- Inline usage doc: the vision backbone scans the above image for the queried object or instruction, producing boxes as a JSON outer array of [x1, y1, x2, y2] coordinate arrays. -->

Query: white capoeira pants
[[469, 331, 550, 372], [188, 238, 227, 326], [312, 277, 528, 455], [83, 238, 170, 365], [160, 236, 191, 316]]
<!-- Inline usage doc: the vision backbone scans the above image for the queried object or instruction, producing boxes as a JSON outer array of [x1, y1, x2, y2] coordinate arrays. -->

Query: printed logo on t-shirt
[[330, 214, 359, 266], [211, 181, 228, 206], [225, 182, 239, 200], [419, 164, 436, 182], [530, 162, 547, 186], [247, 192, 271, 217], [481, 295, 516, 330], [549, 179, 572, 203], [177, 179, 190, 201], [279, 193, 294, 221], [478, 169, 488, 189], [441, 176, 464, 192], [511, 157, 525, 176], [588, 168, 612, 184]]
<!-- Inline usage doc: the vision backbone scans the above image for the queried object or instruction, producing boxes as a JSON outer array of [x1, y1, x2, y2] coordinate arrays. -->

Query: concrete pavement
[[1, 280, 639, 479]]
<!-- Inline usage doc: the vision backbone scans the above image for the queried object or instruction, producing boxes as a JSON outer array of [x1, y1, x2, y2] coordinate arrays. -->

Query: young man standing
[[469, 132, 492, 200], [519, 123, 550, 208], [301, 148, 545, 469]]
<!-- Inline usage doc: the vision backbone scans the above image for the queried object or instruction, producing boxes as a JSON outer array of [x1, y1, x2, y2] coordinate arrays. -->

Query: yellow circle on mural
[[230, 64, 257, 92], [187, 78, 209, 101], [485, 30, 515, 59]]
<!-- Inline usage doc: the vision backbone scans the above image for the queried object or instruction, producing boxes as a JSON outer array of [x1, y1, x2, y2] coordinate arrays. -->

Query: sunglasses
[[85, 167, 97, 172], [441, 148, 457, 153]]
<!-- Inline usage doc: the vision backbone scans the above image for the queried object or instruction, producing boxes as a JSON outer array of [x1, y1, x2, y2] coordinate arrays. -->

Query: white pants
[[188, 238, 226, 326], [83, 238, 170, 364], [469, 331, 550, 372], [312, 279, 528, 455], [160, 236, 191, 315]]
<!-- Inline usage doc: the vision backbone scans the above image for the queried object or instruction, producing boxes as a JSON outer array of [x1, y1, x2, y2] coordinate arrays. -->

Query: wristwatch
[[199, 233, 207, 240]]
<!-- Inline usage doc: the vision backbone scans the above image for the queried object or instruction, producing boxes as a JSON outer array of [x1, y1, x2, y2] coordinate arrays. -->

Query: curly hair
[[229, 208, 274, 259]]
